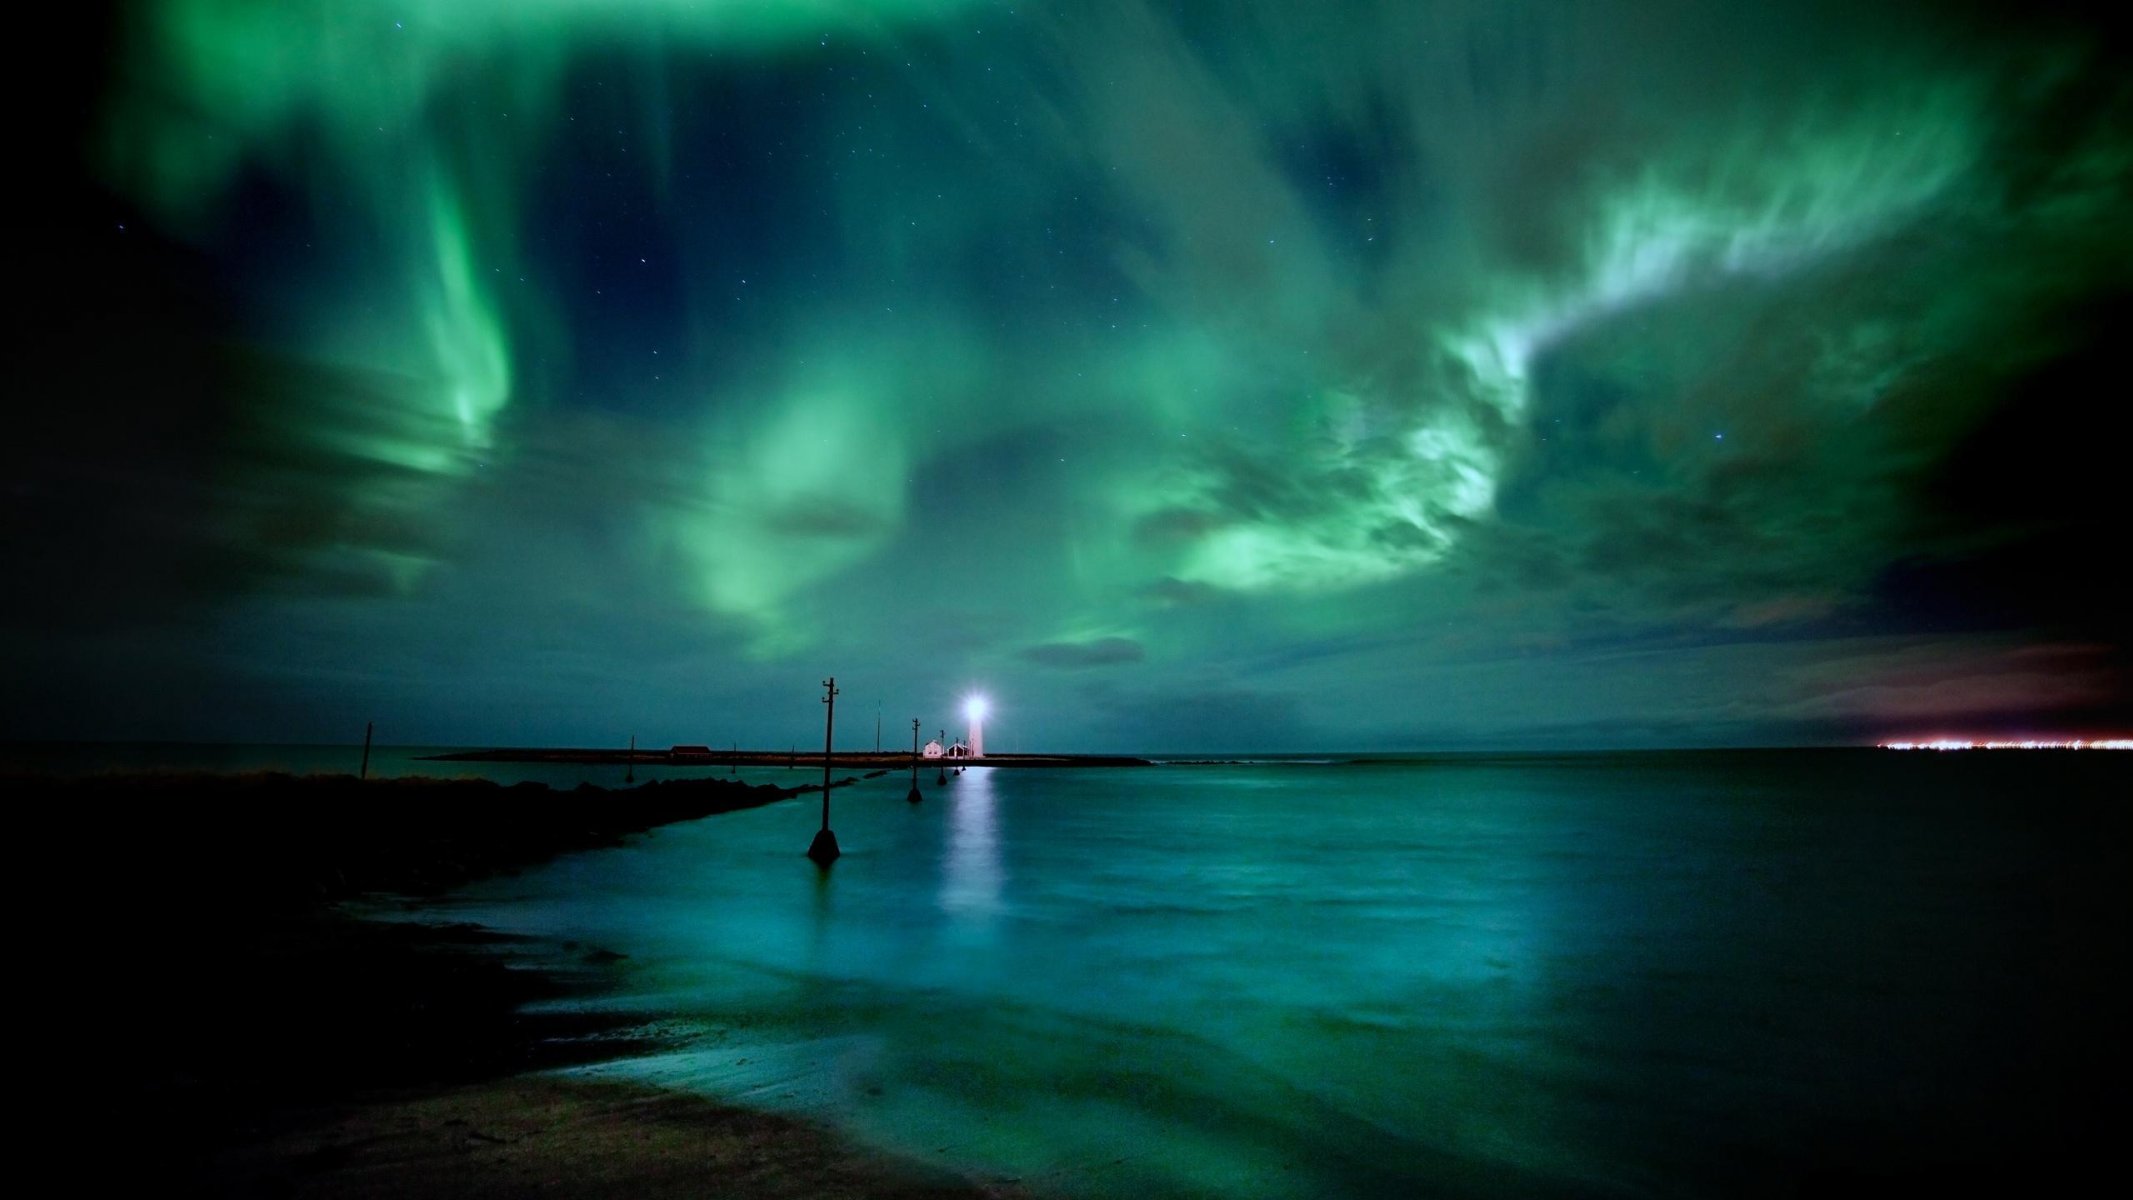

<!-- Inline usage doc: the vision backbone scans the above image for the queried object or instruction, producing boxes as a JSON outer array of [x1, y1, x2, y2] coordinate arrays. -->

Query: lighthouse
[[964, 694, 988, 758]]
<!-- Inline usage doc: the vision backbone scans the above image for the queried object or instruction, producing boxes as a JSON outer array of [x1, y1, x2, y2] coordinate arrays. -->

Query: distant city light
[[1879, 738, 2133, 751]]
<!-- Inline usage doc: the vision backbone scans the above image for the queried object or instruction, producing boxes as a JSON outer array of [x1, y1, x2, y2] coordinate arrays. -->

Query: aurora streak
[[7, 0, 2128, 748]]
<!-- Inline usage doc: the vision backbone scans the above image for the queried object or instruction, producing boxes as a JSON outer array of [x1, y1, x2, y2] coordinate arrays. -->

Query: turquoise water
[[417, 754, 2121, 1194]]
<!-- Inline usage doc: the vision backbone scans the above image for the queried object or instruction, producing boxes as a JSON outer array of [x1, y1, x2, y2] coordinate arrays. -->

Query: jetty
[[421, 748, 1153, 769]]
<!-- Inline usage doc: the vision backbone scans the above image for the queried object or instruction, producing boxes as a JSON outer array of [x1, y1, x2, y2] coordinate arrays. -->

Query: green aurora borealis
[[8, 0, 2130, 748]]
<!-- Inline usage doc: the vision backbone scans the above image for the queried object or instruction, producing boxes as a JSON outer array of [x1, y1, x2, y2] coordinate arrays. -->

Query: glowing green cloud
[[106, 0, 979, 215], [420, 173, 512, 451], [97, 0, 981, 612], [59, 1, 2127, 742], [672, 376, 908, 653], [1119, 68, 1994, 594]]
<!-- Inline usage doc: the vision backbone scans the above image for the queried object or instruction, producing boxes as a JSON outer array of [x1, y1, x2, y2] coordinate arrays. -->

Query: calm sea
[[377, 750, 2125, 1197], [20, 744, 2122, 1194]]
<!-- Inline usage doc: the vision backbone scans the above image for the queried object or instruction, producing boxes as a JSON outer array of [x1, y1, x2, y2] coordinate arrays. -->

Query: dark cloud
[[1779, 639, 2130, 734], [1074, 680, 1307, 752], [1021, 637, 1146, 669]]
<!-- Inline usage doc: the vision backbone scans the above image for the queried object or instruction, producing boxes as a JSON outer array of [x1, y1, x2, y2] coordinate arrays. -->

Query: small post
[[807, 677, 842, 865], [937, 729, 948, 786], [625, 734, 635, 785], [907, 717, 923, 803], [360, 720, 373, 781]]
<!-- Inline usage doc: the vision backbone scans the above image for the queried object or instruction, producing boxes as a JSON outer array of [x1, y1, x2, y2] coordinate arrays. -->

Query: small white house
[[923, 739, 945, 759]]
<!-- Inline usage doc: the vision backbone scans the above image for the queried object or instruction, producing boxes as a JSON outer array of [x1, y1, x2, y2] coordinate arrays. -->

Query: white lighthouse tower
[[964, 694, 988, 758]]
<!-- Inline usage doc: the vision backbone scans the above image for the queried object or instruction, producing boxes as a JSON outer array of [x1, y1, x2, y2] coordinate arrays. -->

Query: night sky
[[8, 1, 2129, 751]]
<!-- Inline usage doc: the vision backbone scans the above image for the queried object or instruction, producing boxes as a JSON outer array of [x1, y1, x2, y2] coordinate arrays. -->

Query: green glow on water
[[426, 756, 2130, 1196]]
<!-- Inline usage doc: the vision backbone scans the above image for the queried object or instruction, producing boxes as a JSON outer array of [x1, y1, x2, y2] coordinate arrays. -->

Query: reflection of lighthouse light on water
[[940, 764, 1000, 920]]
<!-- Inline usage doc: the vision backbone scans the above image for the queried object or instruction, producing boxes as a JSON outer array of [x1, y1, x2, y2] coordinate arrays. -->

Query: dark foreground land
[[29, 771, 1023, 1197]]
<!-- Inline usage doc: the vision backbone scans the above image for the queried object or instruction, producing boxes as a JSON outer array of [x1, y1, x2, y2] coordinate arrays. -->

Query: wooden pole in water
[[626, 734, 635, 784], [360, 720, 373, 780], [907, 718, 923, 803], [821, 680, 837, 826], [807, 677, 842, 864]]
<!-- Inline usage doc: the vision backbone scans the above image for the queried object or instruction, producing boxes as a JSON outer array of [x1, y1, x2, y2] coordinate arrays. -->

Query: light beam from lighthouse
[[964, 693, 988, 759]]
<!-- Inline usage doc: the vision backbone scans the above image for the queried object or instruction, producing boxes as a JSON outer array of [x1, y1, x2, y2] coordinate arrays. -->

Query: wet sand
[[216, 1076, 1026, 1199]]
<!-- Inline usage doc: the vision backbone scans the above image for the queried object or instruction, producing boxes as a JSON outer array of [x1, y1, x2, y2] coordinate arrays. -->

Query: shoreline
[[36, 770, 1027, 1197]]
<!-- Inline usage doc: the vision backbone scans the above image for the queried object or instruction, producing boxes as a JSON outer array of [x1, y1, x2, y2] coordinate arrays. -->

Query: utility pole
[[907, 718, 923, 803], [937, 729, 948, 786], [807, 677, 842, 864], [626, 733, 635, 785], [360, 720, 373, 781]]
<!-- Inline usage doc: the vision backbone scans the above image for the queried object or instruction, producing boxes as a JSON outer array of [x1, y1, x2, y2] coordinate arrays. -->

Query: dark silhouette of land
[[425, 746, 1152, 769], [28, 769, 1024, 1198]]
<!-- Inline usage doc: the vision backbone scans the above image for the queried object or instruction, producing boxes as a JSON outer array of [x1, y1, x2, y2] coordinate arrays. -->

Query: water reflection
[[431, 756, 2132, 1197], [939, 766, 1002, 921], [805, 858, 834, 968]]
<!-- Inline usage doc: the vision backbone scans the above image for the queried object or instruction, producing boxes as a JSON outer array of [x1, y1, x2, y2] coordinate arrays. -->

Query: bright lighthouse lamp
[[963, 694, 988, 758]]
